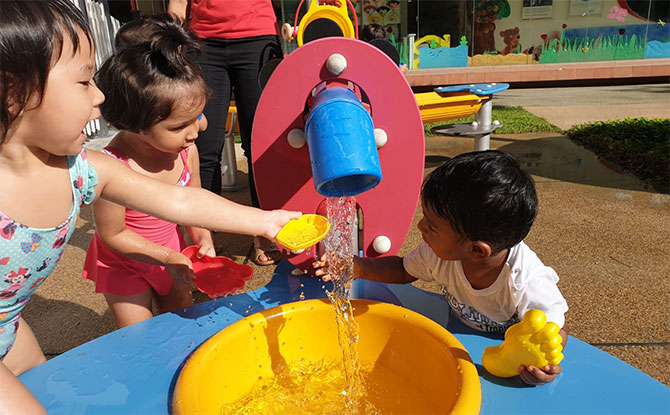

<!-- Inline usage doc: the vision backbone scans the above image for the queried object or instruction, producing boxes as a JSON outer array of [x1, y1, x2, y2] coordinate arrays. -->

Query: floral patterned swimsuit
[[0, 151, 97, 358]]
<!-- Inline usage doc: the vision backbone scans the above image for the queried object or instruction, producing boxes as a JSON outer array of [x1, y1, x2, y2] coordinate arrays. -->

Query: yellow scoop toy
[[276, 214, 330, 252], [482, 309, 564, 378]]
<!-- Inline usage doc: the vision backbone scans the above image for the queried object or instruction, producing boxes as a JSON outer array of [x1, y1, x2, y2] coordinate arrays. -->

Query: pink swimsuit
[[82, 147, 191, 296]]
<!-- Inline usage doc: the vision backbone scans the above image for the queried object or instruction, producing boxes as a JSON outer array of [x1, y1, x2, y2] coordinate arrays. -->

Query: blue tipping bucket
[[304, 87, 382, 197]]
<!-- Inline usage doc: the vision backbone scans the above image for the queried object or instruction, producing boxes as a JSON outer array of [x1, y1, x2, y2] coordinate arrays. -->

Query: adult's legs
[[228, 36, 283, 265], [228, 35, 280, 208], [196, 38, 232, 195]]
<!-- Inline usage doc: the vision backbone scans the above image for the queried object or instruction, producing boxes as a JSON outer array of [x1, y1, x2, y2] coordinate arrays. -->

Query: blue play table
[[20, 261, 669, 413]]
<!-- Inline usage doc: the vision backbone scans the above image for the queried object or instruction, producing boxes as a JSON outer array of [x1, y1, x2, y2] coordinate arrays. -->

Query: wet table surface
[[20, 261, 669, 414]]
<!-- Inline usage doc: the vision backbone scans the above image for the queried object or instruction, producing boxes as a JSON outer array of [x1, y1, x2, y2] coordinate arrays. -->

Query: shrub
[[567, 118, 669, 193]]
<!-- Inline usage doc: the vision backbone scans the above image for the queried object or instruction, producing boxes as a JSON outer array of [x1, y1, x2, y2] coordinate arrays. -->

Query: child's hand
[[164, 251, 195, 285], [313, 254, 353, 282], [518, 364, 561, 386], [196, 240, 216, 258], [313, 254, 334, 281], [262, 209, 302, 241]]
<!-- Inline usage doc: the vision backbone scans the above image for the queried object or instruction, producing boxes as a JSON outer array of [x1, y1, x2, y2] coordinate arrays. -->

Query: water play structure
[[252, 37, 425, 271], [18, 9, 669, 414], [19, 263, 669, 413]]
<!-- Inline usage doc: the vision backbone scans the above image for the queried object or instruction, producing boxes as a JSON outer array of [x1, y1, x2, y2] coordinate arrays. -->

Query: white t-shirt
[[403, 241, 568, 333]]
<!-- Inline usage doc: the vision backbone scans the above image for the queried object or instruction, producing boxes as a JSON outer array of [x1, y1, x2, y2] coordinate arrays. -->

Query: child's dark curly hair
[[422, 150, 538, 252], [360, 24, 386, 42]]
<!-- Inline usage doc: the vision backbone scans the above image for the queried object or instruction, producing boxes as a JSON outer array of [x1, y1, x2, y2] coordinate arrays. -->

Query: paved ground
[[22, 83, 670, 387], [495, 83, 670, 130]]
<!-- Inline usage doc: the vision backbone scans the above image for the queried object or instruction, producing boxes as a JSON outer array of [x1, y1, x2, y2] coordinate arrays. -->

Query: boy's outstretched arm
[[315, 255, 417, 284], [518, 327, 568, 386]]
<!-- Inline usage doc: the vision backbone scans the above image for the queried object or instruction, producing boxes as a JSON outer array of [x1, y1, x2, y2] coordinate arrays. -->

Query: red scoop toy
[[181, 246, 253, 299]]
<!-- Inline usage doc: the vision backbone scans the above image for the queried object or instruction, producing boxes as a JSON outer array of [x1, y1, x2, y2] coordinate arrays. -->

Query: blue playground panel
[[20, 261, 669, 414]]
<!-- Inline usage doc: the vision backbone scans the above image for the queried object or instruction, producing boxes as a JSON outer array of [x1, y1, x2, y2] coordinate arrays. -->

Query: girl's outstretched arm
[[88, 150, 301, 240], [184, 145, 215, 258]]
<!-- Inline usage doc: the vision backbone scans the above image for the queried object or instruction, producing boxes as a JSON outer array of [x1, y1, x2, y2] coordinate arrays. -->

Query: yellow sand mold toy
[[276, 214, 330, 252], [482, 309, 564, 378]]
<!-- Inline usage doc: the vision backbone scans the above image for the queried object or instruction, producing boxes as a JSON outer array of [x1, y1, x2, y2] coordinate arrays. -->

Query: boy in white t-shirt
[[315, 150, 568, 385]]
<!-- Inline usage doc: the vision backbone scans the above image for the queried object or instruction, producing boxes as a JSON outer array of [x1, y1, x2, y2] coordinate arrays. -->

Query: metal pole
[[221, 112, 247, 191], [474, 99, 492, 151]]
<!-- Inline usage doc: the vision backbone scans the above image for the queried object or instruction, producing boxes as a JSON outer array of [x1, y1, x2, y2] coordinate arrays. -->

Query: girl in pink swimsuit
[[82, 15, 216, 329]]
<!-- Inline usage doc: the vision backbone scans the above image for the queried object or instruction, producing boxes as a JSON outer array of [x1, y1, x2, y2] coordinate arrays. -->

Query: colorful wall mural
[[278, 0, 669, 68]]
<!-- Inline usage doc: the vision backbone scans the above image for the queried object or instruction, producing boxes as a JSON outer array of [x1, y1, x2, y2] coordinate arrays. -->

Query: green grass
[[424, 106, 561, 135], [567, 118, 670, 193]]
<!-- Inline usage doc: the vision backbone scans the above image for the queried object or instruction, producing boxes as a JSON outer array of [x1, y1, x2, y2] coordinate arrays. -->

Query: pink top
[[189, 0, 278, 39], [82, 147, 192, 296]]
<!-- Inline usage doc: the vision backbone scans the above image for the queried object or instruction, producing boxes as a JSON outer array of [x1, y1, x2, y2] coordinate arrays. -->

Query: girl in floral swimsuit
[[0, 2, 299, 411]]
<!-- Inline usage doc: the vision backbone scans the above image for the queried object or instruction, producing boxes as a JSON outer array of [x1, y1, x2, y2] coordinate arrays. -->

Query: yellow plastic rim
[[172, 299, 481, 414]]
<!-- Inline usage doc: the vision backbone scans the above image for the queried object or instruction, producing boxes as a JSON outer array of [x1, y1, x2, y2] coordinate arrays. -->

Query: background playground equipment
[[172, 299, 481, 414], [417, 35, 469, 69], [413, 34, 451, 69], [181, 245, 252, 299], [275, 214, 330, 252], [482, 310, 564, 378], [252, 37, 424, 271], [281, 0, 359, 46], [421, 82, 510, 151], [412, 34, 468, 69]]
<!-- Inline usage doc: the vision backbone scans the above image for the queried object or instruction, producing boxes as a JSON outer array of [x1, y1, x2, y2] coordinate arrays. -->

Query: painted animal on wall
[[500, 26, 520, 55]]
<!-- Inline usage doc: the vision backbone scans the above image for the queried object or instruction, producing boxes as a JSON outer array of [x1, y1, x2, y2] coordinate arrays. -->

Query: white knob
[[372, 235, 391, 254], [281, 23, 294, 41], [326, 53, 347, 76], [374, 128, 388, 148], [287, 128, 306, 149], [471, 121, 479, 127]]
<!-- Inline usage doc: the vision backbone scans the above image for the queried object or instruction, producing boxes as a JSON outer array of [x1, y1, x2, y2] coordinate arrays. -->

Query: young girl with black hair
[[0, 2, 299, 411], [81, 15, 217, 329]]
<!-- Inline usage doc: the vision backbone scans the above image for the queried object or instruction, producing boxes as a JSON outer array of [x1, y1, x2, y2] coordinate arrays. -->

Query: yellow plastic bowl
[[172, 299, 481, 414]]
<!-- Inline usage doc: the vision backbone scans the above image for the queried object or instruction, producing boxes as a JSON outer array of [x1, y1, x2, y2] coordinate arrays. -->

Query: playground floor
[[23, 83, 670, 387]]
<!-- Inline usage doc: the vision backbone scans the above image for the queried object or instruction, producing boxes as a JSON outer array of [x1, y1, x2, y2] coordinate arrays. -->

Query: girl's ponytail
[[118, 14, 201, 80], [96, 14, 208, 132]]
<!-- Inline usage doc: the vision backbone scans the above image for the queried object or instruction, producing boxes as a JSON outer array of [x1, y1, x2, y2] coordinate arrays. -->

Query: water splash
[[324, 196, 364, 413]]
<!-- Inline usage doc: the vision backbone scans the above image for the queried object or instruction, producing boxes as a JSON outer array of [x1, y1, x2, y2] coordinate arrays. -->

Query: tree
[[473, 0, 511, 54]]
